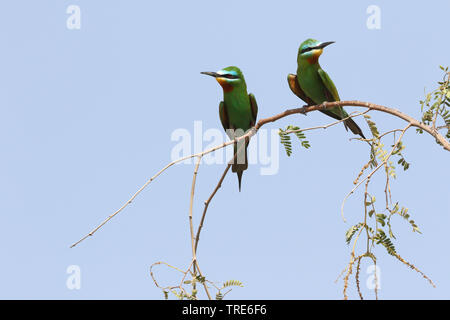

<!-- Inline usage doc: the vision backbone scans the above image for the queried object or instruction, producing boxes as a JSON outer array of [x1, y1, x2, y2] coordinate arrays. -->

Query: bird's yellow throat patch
[[307, 49, 323, 64], [216, 77, 234, 92]]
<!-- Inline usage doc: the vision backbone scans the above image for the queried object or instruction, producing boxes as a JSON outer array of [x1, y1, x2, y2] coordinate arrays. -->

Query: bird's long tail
[[320, 108, 366, 139], [344, 118, 366, 139], [232, 139, 248, 192]]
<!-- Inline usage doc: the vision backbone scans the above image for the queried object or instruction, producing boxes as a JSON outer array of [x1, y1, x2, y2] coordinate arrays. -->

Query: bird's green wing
[[317, 68, 347, 123], [287, 73, 316, 106], [249, 93, 258, 126], [219, 101, 234, 139], [317, 68, 341, 101], [219, 101, 230, 131]]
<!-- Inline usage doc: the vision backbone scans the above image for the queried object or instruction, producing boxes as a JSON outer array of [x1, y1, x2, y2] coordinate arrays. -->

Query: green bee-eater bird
[[201, 66, 258, 192], [288, 39, 365, 138]]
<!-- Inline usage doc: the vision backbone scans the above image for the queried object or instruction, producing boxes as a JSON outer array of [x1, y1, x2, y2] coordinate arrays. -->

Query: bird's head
[[298, 39, 335, 64], [201, 66, 246, 92]]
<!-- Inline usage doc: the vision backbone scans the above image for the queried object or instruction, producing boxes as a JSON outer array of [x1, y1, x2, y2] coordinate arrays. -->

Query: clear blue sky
[[0, 0, 449, 299]]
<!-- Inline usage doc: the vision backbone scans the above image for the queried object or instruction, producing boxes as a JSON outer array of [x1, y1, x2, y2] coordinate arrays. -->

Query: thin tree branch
[[194, 138, 247, 255], [194, 163, 232, 254], [193, 260, 212, 300], [255, 101, 449, 151], [189, 157, 202, 261], [186, 156, 213, 300], [283, 110, 370, 134], [70, 136, 246, 248], [71, 100, 449, 248], [341, 124, 412, 222]]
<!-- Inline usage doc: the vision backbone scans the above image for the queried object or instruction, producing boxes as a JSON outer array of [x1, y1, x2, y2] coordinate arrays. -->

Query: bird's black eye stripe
[[301, 47, 314, 54], [221, 74, 238, 79]]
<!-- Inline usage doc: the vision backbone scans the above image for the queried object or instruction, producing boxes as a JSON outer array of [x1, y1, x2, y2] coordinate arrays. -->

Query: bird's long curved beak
[[316, 41, 335, 49], [201, 71, 220, 78]]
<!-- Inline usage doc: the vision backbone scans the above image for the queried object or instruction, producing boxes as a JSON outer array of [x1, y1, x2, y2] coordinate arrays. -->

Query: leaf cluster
[[417, 66, 450, 140], [278, 125, 311, 156]]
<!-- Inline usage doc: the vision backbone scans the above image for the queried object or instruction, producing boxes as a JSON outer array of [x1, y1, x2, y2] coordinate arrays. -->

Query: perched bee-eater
[[201, 66, 258, 192], [288, 39, 365, 138]]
